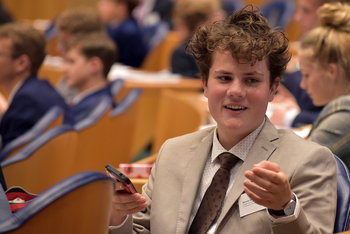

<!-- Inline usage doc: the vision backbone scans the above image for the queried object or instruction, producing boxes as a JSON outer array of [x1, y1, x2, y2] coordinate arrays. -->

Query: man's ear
[[14, 54, 30, 74], [327, 63, 338, 81], [269, 77, 280, 102], [89, 56, 103, 74], [201, 76, 208, 97]]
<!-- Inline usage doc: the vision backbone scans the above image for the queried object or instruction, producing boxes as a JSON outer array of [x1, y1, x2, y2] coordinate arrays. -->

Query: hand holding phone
[[105, 164, 137, 194]]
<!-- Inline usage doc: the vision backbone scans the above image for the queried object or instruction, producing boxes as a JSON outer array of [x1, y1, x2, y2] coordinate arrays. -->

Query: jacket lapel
[[217, 119, 279, 227], [176, 127, 215, 233]]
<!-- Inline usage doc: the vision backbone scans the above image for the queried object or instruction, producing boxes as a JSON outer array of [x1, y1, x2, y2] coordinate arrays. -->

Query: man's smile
[[225, 105, 247, 111]]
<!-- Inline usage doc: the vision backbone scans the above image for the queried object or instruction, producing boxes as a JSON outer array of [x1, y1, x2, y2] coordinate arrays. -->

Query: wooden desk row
[[2, 66, 206, 194], [38, 64, 206, 159]]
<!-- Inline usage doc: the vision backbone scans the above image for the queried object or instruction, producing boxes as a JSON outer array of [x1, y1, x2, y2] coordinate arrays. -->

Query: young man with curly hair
[[108, 5, 336, 234]]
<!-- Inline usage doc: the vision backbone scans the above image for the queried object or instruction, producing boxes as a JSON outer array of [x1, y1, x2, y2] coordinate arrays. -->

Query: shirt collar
[[211, 118, 265, 163], [71, 84, 107, 105], [7, 79, 25, 106]]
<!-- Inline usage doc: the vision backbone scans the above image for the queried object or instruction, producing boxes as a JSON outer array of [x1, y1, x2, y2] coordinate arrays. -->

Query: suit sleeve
[[308, 111, 350, 169], [108, 140, 168, 234], [270, 146, 337, 234]]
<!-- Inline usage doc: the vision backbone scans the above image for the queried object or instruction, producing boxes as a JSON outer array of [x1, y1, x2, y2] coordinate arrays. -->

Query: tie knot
[[218, 152, 239, 170]]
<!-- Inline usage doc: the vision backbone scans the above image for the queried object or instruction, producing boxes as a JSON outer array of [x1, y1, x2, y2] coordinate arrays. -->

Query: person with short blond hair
[[55, 7, 105, 103], [0, 22, 46, 75], [0, 22, 73, 148], [55, 7, 104, 57], [63, 33, 117, 123]]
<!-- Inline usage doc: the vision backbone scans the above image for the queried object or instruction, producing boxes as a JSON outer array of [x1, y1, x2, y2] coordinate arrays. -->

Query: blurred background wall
[[1, 0, 300, 41]]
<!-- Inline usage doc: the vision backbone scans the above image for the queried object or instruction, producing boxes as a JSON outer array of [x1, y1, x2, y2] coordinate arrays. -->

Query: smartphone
[[105, 164, 137, 194]]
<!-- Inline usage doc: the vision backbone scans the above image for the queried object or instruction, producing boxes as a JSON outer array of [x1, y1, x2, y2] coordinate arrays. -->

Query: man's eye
[[247, 78, 259, 83], [302, 74, 309, 79], [218, 76, 230, 81]]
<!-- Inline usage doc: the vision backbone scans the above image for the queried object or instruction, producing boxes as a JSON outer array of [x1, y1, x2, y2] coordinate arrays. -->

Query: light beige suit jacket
[[110, 119, 337, 234]]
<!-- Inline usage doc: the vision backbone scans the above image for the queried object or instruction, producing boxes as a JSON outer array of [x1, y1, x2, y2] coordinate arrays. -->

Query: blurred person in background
[[133, 0, 174, 29], [170, 0, 225, 78], [54, 7, 106, 103], [270, 0, 350, 128], [299, 2, 350, 169], [63, 33, 117, 123], [97, 0, 147, 68], [0, 23, 73, 148], [0, 1, 12, 25]]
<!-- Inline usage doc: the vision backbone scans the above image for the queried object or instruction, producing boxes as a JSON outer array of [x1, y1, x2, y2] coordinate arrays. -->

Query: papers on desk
[[293, 124, 312, 139], [119, 163, 154, 178], [108, 63, 182, 83], [43, 55, 64, 68], [42, 59, 183, 83]]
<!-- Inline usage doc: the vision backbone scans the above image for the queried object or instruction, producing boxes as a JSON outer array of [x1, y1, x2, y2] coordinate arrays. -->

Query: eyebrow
[[214, 70, 264, 77], [214, 70, 232, 75], [244, 71, 264, 77]]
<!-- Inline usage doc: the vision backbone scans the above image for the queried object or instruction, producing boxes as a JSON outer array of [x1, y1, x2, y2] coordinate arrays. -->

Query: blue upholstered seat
[[1, 125, 74, 168], [222, 0, 245, 16], [110, 88, 142, 117], [259, 0, 296, 29], [141, 21, 170, 53], [0, 171, 115, 233], [0, 106, 63, 162], [74, 80, 141, 131], [110, 78, 124, 97], [334, 154, 350, 233], [74, 96, 113, 131]]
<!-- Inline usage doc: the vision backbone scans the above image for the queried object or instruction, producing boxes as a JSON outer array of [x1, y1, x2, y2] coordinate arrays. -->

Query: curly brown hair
[[187, 5, 291, 87]]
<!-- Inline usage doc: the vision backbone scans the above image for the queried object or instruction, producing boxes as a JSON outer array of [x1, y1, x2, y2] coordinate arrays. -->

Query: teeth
[[226, 105, 246, 110]]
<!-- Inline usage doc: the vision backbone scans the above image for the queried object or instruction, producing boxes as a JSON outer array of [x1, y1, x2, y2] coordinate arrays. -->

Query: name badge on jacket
[[238, 193, 265, 218]]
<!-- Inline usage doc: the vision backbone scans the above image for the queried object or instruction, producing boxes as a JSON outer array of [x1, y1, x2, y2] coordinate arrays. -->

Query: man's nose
[[227, 80, 245, 97]]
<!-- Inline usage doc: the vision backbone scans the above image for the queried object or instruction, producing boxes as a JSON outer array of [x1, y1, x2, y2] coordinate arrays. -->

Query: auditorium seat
[[0, 171, 115, 234]]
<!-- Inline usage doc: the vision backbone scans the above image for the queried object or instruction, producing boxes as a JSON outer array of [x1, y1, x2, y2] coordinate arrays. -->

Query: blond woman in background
[[299, 2, 350, 169]]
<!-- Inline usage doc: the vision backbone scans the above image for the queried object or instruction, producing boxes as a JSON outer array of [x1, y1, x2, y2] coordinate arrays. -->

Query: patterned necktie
[[189, 152, 239, 234]]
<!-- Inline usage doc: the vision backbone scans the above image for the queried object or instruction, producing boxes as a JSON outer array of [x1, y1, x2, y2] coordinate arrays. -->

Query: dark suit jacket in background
[[151, 0, 174, 29], [106, 17, 147, 68], [282, 70, 323, 127], [0, 1, 12, 25], [171, 40, 199, 79], [0, 75, 73, 148]]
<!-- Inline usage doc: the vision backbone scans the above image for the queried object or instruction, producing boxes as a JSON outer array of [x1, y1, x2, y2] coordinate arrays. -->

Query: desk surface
[[124, 78, 202, 90], [39, 63, 203, 91]]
